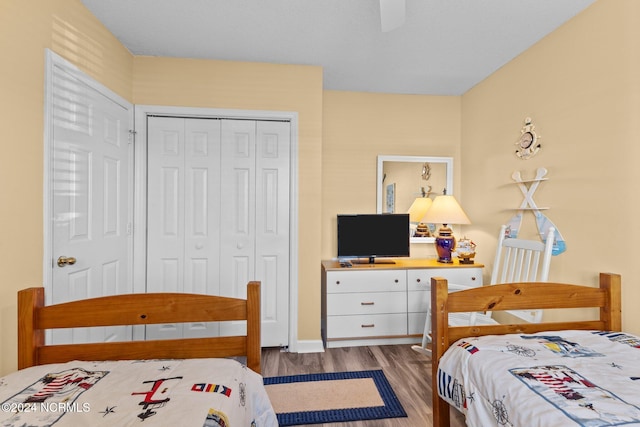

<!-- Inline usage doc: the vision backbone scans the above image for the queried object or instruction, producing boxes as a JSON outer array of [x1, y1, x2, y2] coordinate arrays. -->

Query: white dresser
[[321, 259, 483, 348]]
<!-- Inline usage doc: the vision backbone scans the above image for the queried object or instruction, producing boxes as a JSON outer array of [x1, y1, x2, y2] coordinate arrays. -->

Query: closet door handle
[[360, 302, 375, 306], [361, 324, 375, 328]]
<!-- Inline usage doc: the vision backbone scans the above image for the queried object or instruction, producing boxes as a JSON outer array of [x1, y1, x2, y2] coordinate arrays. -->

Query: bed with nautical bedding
[[437, 329, 640, 426], [0, 357, 274, 426], [430, 272, 640, 427], [0, 282, 277, 426]]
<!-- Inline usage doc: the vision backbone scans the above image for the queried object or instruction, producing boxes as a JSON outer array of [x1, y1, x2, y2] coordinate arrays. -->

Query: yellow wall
[[460, 0, 640, 331], [322, 91, 461, 260], [0, 0, 133, 376]]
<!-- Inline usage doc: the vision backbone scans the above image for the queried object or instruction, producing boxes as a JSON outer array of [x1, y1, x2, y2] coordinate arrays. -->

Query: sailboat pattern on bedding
[[437, 330, 640, 427], [0, 358, 277, 426]]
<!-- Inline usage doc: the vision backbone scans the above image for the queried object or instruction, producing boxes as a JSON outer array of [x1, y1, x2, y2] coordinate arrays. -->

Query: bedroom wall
[[321, 91, 461, 260], [460, 0, 640, 332], [0, 0, 133, 375], [132, 56, 324, 348]]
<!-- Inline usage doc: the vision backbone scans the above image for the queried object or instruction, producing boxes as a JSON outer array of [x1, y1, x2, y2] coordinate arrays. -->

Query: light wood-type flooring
[[261, 345, 466, 427]]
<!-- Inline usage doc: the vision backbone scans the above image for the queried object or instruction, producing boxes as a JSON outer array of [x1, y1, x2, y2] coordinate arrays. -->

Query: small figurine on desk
[[455, 237, 476, 264]]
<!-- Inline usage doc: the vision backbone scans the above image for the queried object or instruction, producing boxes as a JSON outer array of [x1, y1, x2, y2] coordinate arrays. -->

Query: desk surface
[[322, 258, 484, 271]]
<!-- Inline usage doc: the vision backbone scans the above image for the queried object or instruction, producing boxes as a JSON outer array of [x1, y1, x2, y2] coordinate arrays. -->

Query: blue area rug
[[263, 370, 407, 426]]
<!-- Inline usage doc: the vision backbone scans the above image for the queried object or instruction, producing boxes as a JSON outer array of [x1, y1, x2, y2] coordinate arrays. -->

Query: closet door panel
[[146, 117, 221, 339], [220, 120, 256, 301], [255, 121, 290, 346], [184, 118, 221, 297], [147, 117, 184, 296]]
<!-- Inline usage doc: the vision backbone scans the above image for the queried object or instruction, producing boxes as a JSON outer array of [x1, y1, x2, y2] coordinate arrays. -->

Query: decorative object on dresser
[[453, 236, 476, 264], [421, 191, 471, 263], [321, 259, 483, 349]]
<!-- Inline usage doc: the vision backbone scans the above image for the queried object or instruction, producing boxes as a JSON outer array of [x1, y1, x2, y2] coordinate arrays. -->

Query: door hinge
[[128, 129, 137, 143], [127, 222, 133, 235]]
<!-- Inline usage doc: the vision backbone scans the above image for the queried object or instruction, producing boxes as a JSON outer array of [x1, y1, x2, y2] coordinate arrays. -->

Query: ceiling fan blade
[[380, 0, 406, 32]]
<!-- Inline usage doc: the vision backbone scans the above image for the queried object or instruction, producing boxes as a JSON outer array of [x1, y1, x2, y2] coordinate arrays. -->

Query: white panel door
[[49, 59, 132, 343], [146, 117, 222, 339], [220, 120, 290, 347]]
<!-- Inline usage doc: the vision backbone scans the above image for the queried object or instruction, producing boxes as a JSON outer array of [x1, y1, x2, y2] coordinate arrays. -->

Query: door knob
[[57, 256, 77, 267]]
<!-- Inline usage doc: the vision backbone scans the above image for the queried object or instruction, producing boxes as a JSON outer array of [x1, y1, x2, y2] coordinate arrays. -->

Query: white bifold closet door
[[146, 117, 290, 347]]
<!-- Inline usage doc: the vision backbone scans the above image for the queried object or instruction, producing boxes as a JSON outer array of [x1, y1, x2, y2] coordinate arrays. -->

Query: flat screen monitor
[[337, 214, 410, 264]]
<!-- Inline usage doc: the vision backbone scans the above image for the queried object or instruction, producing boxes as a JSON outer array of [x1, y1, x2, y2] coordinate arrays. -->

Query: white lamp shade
[[407, 197, 432, 223], [421, 195, 471, 225]]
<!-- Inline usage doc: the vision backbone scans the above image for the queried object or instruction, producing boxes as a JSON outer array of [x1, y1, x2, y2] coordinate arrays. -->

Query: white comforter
[[0, 358, 277, 426], [437, 330, 640, 427]]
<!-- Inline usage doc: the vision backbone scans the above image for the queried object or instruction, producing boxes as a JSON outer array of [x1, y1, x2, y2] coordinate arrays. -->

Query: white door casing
[[44, 50, 134, 343], [135, 107, 298, 353]]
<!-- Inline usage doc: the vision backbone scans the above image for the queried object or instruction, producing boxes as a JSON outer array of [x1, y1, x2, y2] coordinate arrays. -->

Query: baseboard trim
[[294, 339, 325, 353]]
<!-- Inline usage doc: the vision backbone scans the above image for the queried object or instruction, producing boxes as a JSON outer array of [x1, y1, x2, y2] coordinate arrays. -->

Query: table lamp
[[421, 194, 470, 263], [407, 197, 432, 237]]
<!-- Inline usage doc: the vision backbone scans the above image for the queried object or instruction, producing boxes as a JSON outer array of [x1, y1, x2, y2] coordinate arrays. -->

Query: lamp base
[[434, 225, 456, 263]]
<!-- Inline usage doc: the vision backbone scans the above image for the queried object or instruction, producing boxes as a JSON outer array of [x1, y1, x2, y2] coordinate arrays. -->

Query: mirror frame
[[376, 155, 454, 243]]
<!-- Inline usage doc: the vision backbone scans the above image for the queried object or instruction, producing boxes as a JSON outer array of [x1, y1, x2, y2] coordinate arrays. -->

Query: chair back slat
[[488, 224, 555, 323]]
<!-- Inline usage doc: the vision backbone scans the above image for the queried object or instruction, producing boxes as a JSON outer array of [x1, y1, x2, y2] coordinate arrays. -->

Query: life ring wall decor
[[515, 117, 541, 160], [504, 167, 566, 255]]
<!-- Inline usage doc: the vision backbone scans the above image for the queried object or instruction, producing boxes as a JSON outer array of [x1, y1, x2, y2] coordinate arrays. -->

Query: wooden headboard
[[18, 282, 261, 373], [430, 272, 622, 427]]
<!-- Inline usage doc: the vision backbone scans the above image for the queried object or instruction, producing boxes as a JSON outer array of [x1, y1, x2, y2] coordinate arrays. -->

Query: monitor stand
[[352, 257, 396, 265]]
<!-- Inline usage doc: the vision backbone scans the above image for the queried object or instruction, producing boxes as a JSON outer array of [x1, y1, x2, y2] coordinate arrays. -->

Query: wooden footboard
[[18, 282, 262, 373], [430, 272, 621, 427]]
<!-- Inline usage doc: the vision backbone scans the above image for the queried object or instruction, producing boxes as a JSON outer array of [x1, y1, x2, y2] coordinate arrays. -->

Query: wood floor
[[261, 344, 466, 427]]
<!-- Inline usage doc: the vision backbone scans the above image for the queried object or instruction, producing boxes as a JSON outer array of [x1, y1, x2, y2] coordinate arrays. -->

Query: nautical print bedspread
[[437, 330, 640, 427], [0, 358, 277, 426]]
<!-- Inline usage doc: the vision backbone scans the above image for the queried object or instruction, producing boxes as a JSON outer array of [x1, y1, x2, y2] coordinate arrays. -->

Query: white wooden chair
[[412, 224, 554, 355], [478, 224, 555, 324]]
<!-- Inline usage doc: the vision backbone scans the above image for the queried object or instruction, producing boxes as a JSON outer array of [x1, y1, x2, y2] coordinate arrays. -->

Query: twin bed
[[1, 282, 277, 426], [2, 273, 634, 427], [430, 272, 637, 427]]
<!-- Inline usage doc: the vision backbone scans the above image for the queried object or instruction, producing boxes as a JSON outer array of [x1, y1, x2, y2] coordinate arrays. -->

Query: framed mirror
[[376, 156, 453, 243]]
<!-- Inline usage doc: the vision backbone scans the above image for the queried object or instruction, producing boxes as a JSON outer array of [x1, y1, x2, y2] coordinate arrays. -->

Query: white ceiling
[[81, 0, 595, 95]]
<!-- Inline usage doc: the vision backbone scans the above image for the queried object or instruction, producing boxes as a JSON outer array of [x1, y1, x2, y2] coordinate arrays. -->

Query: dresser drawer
[[327, 313, 407, 338], [408, 312, 428, 335], [327, 292, 407, 316], [407, 290, 429, 313], [325, 270, 406, 293], [406, 268, 482, 292]]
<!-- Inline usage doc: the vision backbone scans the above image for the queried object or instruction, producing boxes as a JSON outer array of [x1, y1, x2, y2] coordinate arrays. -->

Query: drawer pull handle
[[360, 302, 375, 306], [394, 279, 399, 283], [471, 277, 476, 281], [336, 281, 340, 285], [416, 278, 421, 283], [361, 324, 375, 328]]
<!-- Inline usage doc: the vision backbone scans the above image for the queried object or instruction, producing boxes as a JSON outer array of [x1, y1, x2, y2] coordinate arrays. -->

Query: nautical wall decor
[[505, 167, 566, 255], [515, 117, 541, 160]]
